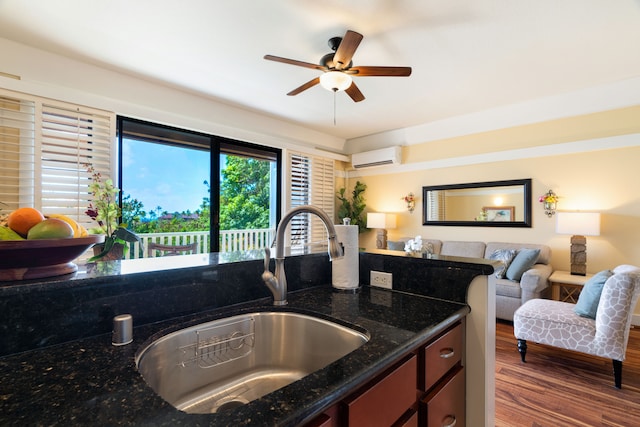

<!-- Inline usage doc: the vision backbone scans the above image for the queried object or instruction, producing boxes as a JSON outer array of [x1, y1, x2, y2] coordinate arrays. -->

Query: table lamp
[[556, 212, 600, 276], [367, 213, 397, 249]]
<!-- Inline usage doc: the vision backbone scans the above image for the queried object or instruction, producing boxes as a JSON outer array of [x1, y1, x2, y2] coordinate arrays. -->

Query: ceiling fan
[[264, 30, 412, 102]]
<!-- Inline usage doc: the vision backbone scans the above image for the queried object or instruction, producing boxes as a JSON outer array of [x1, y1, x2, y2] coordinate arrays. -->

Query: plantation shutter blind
[[0, 88, 115, 230], [40, 101, 115, 230], [309, 156, 335, 243], [286, 151, 335, 251], [0, 93, 35, 211], [287, 152, 311, 248]]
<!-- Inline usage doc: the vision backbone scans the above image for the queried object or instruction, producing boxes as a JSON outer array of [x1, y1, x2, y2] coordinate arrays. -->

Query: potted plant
[[336, 181, 367, 233], [84, 164, 141, 261]]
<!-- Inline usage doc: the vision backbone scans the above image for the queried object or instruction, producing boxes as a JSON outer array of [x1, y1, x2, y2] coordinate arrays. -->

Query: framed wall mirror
[[422, 178, 532, 227]]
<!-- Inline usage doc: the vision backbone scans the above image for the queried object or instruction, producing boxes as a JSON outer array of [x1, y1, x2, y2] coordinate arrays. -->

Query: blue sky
[[121, 139, 210, 215]]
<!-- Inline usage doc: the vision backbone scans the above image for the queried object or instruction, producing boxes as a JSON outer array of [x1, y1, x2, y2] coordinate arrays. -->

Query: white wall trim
[[348, 133, 640, 178], [346, 77, 640, 153], [632, 314, 640, 327]]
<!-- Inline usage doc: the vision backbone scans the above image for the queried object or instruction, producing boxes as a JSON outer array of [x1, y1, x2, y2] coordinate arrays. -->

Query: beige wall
[[342, 107, 640, 316]]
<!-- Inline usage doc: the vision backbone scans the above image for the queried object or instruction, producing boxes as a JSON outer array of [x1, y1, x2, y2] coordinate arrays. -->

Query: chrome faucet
[[262, 205, 344, 305]]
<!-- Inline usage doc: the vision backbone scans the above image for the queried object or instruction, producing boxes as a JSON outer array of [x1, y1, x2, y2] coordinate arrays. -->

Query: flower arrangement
[[404, 235, 434, 256], [539, 191, 558, 204], [84, 163, 141, 261], [402, 192, 416, 213]]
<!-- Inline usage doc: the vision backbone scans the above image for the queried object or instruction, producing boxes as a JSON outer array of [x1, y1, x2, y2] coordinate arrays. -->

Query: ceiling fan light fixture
[[320, 71, 352, 92]]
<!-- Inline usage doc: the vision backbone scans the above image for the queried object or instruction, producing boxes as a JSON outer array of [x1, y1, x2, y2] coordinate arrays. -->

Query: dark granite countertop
[[0, 285, 469, 426]]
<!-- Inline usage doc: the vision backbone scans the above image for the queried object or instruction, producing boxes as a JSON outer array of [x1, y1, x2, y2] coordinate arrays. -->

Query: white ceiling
[[1, 0, 639, 142]]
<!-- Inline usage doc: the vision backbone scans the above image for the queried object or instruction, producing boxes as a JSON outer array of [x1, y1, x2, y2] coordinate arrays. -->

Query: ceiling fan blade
[[345, 82, 365, 102], [264, 55, 327, 71], [287, 77, 320, 96], [349, 66, 412, 77], [333, 30, 363, 70]]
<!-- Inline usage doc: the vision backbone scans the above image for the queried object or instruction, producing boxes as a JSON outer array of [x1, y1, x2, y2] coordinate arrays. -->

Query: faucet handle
[[263, 248, 271, 271], [262, 248, 279, 291]]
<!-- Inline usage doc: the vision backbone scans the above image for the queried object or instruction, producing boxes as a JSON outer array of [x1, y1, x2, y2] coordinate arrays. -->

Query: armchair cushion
[[506, 248, 540, 281], [488, 249, 517, 279], [574, 269, 613, 319]]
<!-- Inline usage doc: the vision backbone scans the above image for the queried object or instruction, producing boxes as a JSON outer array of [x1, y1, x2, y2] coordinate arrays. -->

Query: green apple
[[27, 218, 74, 239]]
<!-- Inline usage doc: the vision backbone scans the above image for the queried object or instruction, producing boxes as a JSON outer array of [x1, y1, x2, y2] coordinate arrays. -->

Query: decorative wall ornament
[[403, 192, 416, 213], [539, 190, 558, 217]]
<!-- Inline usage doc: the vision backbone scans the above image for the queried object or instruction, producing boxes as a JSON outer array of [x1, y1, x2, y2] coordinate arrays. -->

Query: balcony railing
[[124, 228, 276, 259]]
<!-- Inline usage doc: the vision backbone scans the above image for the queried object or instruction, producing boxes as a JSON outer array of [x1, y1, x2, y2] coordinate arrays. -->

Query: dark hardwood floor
[[495, 320, 640, 427]]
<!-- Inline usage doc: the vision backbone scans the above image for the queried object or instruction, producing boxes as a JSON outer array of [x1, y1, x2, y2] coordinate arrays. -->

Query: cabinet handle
[[442, 415, 457, 427], [439, 347, 455, 359]]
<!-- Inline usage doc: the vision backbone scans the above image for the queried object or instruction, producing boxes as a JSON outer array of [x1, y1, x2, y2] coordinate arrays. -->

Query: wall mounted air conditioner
[[351, 146, 402, 169]]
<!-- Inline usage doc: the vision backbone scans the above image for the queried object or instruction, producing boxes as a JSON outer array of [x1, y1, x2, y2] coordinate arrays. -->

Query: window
[[119, 117, 280, 254], [0, 88, 115, 231]]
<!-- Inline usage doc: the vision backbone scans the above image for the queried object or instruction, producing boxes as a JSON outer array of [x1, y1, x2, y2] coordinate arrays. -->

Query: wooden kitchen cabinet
[[420, 322, 465, 426], [423, 322, 464, 392], [305, 321, 465, 427], [420, 366, 465, 427], [343, 354, 417, 427]]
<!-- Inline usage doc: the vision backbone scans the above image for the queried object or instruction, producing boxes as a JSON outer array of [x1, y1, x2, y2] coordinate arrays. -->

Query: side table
[[549, 270, 594, 303]]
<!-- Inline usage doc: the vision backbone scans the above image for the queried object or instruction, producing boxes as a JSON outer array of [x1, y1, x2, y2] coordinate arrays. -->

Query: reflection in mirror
[[422, 179, 532, 227]]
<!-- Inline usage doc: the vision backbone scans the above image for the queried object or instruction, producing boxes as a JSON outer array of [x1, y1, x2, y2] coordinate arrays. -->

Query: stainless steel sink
[[136, 311, 369, 414]]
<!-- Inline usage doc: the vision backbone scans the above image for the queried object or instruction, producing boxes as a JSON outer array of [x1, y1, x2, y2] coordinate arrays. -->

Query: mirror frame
[[422, 178, 532, 227]]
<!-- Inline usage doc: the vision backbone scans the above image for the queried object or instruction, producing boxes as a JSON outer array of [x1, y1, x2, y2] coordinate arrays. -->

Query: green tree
[[122, 194, 146, 228], [219, 156, 270, 230]]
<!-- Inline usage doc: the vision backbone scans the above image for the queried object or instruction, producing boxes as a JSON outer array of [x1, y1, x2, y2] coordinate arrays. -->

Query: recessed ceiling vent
[[351, 146, 402, 169]]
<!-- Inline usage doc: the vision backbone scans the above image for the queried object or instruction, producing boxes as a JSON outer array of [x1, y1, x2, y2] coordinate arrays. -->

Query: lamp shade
[[367, 213, 397, 229], [556, 212, 601, 236]]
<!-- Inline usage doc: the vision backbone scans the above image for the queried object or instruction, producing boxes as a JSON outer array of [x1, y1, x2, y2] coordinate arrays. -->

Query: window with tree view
[[119, 118, 280, 256]]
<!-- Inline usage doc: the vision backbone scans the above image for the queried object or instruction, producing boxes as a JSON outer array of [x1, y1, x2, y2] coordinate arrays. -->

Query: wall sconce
[[539, 190, 558, 217], [402, 193, 416, 213], [556, 212, 601, 276], [367, 212, 397, 249]]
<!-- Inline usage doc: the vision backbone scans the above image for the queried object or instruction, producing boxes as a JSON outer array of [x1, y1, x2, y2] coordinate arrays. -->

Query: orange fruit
[[7, 207, 45, 238]]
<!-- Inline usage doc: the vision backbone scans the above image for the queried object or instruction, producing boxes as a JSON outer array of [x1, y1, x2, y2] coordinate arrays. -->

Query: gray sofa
[[387, 239, 553, 321]]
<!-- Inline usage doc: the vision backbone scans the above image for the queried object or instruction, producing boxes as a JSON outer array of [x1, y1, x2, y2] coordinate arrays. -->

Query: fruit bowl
[[0, 235, 105, 281]]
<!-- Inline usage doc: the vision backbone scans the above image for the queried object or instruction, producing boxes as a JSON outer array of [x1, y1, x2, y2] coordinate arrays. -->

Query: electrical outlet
[[370, 271, 393, 289]]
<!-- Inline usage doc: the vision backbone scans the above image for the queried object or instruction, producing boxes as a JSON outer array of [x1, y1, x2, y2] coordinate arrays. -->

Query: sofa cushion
[[496, 278, 522, 298], [574, 269, 614, 319], [387, 240, 406, 251], [440, 241, 485, 258], [505, 248, 540, 281], [488, 249, 517, 279], [485, 242, 551, 265]]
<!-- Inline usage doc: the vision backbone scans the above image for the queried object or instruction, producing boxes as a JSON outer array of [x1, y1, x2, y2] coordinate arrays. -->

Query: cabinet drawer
[[394, 409, 418, 427], [424, 323, 463, 391], [344, 354, 417, 427], [421, 366, 465, 427]]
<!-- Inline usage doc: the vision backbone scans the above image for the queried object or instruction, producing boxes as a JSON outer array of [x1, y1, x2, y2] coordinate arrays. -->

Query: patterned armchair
[[513, 265, 640, 389]]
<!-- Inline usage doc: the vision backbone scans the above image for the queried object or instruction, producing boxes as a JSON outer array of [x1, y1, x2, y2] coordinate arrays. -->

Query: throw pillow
[[488, 249, 517, 279], [574, 269, 614, 319], [505, 248, 541, 281]]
